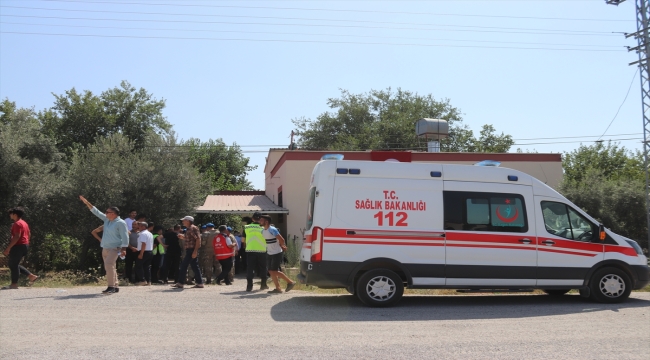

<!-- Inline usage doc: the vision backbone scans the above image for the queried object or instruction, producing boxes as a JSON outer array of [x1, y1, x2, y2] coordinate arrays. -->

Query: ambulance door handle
[[518, 238, 531, 244], [541, 240, 555, 246]]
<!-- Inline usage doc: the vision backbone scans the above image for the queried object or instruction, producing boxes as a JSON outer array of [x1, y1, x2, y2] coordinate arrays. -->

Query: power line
[[597, 68, 638, 141], [35, 0, 632, 22], [0, 21, 624, 48], [0, 31, 624, 51], [0, 5, 622, 35], [0, 14, 622, 37]]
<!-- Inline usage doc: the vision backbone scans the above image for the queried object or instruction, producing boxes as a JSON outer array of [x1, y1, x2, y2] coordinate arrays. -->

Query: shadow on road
[[221, 290, 273, 299], [270, 294, 650, 322], [12, 293, 105, 301]]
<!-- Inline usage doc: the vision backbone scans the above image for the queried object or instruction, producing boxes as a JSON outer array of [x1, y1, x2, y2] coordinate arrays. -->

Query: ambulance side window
[[444, 191, 528, 233], [306, 187, 316, 230], [541, 201, 597, 242]]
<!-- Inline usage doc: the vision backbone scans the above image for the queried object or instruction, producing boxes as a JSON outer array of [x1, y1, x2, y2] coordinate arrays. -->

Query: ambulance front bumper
[[632, 264, 650, 290], [299, 261, 354, 288]]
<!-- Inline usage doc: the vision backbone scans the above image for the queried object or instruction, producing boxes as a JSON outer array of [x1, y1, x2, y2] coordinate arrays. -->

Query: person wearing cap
[[242, 212, 268, 292], [171, 216, 204, 289], [200, 223, 219, 284]]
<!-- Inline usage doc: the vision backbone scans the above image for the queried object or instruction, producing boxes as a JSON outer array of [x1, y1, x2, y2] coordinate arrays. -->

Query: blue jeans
[[176, 249, 203, 285]]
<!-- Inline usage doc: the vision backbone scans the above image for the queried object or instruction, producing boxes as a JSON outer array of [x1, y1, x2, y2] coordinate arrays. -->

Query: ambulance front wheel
[[589, 267, 632, 304], [355, 269, 404, 307]]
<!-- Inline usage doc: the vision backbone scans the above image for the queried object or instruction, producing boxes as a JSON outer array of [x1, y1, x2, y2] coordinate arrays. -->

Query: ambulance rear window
[[306, 187, 316, 230]]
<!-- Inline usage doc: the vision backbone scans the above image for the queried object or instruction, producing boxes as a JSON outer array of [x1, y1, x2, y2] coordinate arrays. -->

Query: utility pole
[[606, 0, 650, 250]]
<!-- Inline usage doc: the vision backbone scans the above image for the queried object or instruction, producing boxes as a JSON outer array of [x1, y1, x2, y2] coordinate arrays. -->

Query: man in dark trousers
[[171, 216, 203, 289], [2, 207, 38, 289], [125, 224, 140, 283], [161, 225, 181, 283], [241, 212, 268, 292]]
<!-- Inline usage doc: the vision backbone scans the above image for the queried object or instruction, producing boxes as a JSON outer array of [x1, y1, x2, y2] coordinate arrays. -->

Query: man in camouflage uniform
[[199, 223, 219, 284]]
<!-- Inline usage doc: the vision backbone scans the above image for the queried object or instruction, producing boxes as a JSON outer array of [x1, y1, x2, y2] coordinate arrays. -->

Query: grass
[[3, 267, 649, 293], [0, 268, 102, 288]]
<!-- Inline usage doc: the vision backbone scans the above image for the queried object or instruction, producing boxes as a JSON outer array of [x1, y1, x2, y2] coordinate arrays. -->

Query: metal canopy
[[196, 194, 289, 215]]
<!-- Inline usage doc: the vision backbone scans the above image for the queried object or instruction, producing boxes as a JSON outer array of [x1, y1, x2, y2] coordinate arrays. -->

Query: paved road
[[1, 280, 648, 360]]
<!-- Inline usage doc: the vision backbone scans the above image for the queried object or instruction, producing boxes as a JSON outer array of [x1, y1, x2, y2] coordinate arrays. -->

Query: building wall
[[264, 151, 564, 243]]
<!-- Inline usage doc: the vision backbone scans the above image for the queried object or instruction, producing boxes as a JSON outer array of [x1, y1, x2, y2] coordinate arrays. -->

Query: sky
[[0, 0, 645, 190]]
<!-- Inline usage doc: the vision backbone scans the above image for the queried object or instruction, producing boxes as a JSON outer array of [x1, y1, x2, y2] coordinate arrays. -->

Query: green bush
[[28, 234, 83, 271], [561, 170, 648, 251]]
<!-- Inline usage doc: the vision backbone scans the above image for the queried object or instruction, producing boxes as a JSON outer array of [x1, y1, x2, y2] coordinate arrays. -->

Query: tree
[[560, 171, 647, 247], [65, 133, 210, 269], [559, 143, 647, 249], [182, 138, 256, 191], [1, 81, 258, 272], [562, 142, 644, 184], [40, 81, 171, 156], [292, 88, 514, 152], [0, 101, 71, 269]]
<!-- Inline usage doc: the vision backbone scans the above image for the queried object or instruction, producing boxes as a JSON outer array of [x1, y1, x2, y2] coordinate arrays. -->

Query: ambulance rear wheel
[[589, 267, 631, 304], [355, 269, 404, 307]]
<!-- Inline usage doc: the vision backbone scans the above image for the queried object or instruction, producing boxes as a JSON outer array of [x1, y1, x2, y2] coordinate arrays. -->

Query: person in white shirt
[[125, 210, 137, 231], [135, 222, 154, 286], [259, 215, 296, 294]]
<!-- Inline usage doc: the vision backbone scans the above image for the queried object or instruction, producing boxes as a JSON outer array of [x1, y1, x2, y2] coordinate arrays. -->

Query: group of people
[[3, 198, 298, 295], [77, 196, 296, 295]]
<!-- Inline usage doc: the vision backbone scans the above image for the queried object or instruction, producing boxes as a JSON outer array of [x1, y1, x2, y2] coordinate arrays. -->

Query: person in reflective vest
[[213, 225, 236, 285], [242, 212, 268, 292]]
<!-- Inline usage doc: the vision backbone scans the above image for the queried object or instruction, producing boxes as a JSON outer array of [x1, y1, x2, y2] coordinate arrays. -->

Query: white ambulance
[[298, 158, 649, 307]]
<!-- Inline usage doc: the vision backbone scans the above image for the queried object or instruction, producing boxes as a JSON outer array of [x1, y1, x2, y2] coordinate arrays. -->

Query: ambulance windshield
[[306, 187, 316, 230]]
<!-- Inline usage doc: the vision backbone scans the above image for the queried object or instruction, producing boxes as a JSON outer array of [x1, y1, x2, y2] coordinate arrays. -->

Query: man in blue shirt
[[79, 195, 129, 295]]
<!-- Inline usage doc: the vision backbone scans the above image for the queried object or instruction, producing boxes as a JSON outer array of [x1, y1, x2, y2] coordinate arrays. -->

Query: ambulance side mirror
[[598, 224, 606, 242]]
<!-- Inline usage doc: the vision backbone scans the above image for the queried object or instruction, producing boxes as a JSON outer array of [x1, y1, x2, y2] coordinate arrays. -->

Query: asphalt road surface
[[1, 280, 648, 360]]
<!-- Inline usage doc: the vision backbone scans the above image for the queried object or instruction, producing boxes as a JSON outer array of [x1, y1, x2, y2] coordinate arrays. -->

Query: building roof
[[196, 193, 289, 214]]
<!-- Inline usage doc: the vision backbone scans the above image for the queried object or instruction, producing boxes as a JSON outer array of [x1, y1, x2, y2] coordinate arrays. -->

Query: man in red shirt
[[2, 207, 38, 289]]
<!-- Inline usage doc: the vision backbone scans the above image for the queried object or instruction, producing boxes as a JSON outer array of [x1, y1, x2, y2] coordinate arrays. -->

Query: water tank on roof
[[416, 118, 449, 140]]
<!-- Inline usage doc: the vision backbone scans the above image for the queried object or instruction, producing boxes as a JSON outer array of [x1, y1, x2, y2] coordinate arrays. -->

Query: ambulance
[[297, 157, 649, 307]]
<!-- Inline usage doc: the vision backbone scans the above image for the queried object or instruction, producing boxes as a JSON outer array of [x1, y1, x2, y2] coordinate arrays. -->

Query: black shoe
[[260, 283, 269, 290], [246, 281, 253, 292], [113, 287, 119, 293], [286, 282, 296, 292], [101, 287, 114, 294], [268, 289, 283, 294], [225, 282, 232, 285], [215, 280, 222, 285]]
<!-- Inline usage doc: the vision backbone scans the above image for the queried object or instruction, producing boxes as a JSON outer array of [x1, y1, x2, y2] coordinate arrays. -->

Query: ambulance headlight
[[625, 239, 644, 256]]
